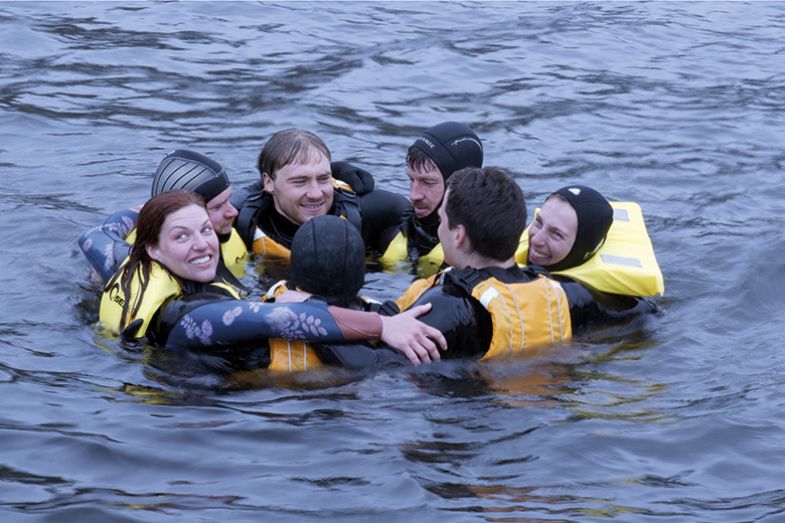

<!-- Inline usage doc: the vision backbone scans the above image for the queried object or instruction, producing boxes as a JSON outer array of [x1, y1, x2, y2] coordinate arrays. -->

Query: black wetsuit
[[317, 265, 657, 363], [397, 208, 441, 264], [231, 181, 408, 256]]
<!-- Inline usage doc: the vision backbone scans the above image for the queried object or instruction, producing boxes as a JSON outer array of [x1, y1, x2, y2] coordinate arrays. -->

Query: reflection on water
[[1, 1, 785, 521]]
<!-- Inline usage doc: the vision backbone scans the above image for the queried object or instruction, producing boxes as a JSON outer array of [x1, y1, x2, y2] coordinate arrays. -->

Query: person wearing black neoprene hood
[[334, 122, 484, 276], [524, 184, 656, 328], [385, 122, 484, 274]]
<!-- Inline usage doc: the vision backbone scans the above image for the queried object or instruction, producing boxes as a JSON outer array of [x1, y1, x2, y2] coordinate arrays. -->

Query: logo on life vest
[[109, 283, 125, 307]]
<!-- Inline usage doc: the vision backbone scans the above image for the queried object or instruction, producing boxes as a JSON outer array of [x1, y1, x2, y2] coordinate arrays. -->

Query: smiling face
[[263, 150, 333, 225], [146, 204, 219, 283], [408, 162, 445, 218], [205, 186, 238, 235], [527, 195, 578, 267]]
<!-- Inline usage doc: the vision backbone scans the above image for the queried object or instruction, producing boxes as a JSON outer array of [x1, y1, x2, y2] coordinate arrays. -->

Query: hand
[[331, 161, 375, 195], [379, 303, 446, 365]]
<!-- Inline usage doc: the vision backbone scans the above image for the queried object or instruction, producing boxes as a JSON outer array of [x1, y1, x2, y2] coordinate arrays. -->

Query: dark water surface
[[1, 2, 784, 521]]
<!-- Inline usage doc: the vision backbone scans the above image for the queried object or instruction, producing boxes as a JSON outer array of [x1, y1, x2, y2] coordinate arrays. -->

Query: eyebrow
[[545, 223, 569, 236], [169, 218, 210, 231]]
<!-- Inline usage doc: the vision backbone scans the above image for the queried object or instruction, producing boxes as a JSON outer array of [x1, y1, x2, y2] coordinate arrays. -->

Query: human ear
[[454, 224, 467, 248], [146, 244, 162, 262], [262, 172, 275, 194]]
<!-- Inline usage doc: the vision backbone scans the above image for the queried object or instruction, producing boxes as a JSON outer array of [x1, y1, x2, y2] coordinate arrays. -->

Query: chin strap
[[401, 209, 439, 263]]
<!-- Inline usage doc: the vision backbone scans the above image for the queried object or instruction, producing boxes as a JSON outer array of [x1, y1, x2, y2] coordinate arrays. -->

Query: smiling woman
[[146, 200, 220, 283], [98, 190, 445, 367]]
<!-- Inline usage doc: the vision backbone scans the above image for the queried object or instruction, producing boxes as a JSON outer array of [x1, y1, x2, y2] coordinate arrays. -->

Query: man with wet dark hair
[[232, 128, 409, 263], [438, 166, 525, 264], [391, 166, 570, 359]]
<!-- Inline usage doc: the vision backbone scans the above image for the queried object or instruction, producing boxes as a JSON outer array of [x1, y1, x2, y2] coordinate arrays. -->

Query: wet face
[[408, 162, 445, 218], [147, 204, 219, 283], [528, 195, 577, 267], [263, 150, 333, 225], [205, 186, 238, 235]]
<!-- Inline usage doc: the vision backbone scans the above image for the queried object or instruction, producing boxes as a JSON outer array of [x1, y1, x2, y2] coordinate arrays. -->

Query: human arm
[[559, 278, 658, 331], [158, 295, 445, 361], [229, 181, 262, 210], [358, 189, 410, 254], [317, 286, 491, 364], [78, 207, 140, 283], [276, 293, 445, 365], [331, 161, 375, 195], [406, 286, 492, 360]]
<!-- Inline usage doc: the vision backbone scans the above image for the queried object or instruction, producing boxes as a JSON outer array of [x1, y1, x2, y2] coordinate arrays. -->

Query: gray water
[[1, 2, 784, 522]]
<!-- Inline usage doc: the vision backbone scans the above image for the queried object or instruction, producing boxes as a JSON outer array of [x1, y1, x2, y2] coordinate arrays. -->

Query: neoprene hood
[[410, 122, 483, 179], [290, 215, 365, 307], [152, 150, 230, 203], [545, 185, 614, 272]]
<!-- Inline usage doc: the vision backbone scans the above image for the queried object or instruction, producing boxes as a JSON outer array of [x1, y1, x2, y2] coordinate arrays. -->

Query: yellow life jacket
[[126, 227, 249, 278], [452, 271, 572, 359], [262, 281, 324, 372], [99, 261, 242, 339], [220, 228, 249, 278], [251, 229, 292, 260], [396, 268, 572, 359], [514, 201, 664, 297], [394, 272, 443, 312], [379, 230, 444, 277]]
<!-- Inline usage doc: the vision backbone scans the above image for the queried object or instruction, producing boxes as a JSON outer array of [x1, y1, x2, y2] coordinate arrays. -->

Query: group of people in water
[[79, 122, 663, 373]]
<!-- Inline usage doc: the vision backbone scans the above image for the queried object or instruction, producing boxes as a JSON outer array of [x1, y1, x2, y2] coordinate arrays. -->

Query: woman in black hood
[[527, 185, 614, 271], [526, 184, 656, 327]]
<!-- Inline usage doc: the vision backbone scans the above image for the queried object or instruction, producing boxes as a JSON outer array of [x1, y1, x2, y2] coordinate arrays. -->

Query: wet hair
[[151, 150, 230, 203], [289, 215, 365, 307], [257, 128, 331, 180], [407, 121, 483, 180], [405, 146, 439, 174], [542, 185, 613, 272], [119, 190, 206, 327], [444, 166, 526, 260]]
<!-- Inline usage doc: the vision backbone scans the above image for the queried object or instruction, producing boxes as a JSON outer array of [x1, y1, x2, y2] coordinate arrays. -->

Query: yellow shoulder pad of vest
[[379, 230, 444, 277], [395, 272, 442, 311], [221, 228, 249, 278], [515, 202, 664, 297], [332, 178, 353, 192], [252, 227, 292, 260]]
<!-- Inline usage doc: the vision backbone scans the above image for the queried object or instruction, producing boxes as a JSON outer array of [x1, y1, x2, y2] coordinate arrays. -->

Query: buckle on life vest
[[446, 267, 485, 293]]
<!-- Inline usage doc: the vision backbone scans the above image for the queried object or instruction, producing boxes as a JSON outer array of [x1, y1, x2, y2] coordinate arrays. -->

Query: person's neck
[[456, 253, 516, 271], [266, 203, 301, 238], [416, 210, 441, 236]]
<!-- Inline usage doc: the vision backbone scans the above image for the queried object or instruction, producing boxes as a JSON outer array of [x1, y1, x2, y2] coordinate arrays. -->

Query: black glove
[[331, 161, 375, 195]]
